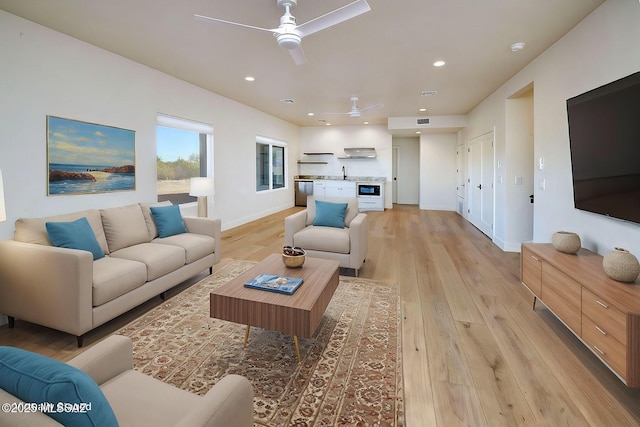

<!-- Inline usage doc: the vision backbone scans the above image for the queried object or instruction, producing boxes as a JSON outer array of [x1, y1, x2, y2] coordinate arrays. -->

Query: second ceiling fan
[[195, 0, 371, 66]]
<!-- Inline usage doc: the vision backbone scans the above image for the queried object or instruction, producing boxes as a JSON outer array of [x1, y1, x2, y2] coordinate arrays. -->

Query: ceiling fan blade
[[194, 14, 279, 34], [296, 0, 371, 38], [288, 45, 308, 65], [358, 103, 384, 113]]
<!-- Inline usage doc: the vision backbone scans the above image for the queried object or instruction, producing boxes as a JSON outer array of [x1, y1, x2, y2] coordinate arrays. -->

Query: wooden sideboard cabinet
[[521, 243, 640, 387]]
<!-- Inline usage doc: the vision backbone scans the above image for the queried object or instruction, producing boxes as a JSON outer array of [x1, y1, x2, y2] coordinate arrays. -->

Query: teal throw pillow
[[150, 205, 187, 238], [0, 346, 119, 427], [46, 217, 105, 260], [313, 200, 348, 228]]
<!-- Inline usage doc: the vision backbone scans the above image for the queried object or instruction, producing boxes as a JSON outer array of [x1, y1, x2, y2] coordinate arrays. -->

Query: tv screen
[[567, 71, 640, 225]]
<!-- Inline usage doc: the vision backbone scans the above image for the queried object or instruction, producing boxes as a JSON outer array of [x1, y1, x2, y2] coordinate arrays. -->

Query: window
[[256, 136, 287, 192], [156, 115, 213, 204]]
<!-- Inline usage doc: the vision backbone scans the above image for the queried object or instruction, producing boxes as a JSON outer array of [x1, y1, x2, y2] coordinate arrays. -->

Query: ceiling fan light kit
[[195, 0, 371, 65]]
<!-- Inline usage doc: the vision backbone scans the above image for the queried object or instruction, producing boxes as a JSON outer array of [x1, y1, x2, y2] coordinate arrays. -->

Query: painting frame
[[47, 116, 136, 196]]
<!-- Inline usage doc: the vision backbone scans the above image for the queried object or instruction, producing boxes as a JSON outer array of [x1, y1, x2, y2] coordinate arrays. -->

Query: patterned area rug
[[116, 260, 404, 426]]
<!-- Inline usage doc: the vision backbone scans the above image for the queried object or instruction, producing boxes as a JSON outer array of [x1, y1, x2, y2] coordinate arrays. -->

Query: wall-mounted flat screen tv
[[567, 71, 640, 225]]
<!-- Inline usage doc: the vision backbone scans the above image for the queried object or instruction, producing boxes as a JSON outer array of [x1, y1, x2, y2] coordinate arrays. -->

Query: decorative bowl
[[282, 246, 306, 268], [551, 231, 581, 254]]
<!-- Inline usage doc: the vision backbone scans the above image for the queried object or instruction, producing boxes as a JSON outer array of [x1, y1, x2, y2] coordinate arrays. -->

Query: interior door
[[392, 147, 398, 204], [467, 132, 494, 237]]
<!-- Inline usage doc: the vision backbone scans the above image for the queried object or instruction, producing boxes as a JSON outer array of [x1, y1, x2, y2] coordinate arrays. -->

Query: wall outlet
[[538, 157, 544, 170], [515, 176, 523, 185]]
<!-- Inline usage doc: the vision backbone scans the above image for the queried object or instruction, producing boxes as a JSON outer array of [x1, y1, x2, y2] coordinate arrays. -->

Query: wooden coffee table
[[210, 254, 340, 362]]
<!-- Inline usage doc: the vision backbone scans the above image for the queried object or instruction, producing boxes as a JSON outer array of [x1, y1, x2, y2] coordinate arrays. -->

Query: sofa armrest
[[176, 375, 254, 427], [284, 210, 308, 247], [348, 213, 369, 265], [0, 240, 93, 337], [183, 217, 222, 264], [67, 335, 133, 385]]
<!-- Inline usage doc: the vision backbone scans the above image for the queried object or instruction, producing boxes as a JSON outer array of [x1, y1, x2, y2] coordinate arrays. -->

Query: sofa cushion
[[140, 201, 172, 240], [313, 200, 348, 228], [306, 196, 358, 227], [0, 346, 119, 427], [46, 217, 106, 260], [14, 209, 110, 255], [93, 256, 148, 306], [150, 205, 187, 238], [293, 225, 351, 254], [152, 233, 215, 264], [109, 243, 185, 281], [100, 204, 149, 252]]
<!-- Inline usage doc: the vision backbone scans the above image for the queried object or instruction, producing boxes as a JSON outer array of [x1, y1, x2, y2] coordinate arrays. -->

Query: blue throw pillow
[[46, 217, 105, 260], [313, 200, 348, 228], [150, 205, 187, 238], [0, 346, 119, 427]]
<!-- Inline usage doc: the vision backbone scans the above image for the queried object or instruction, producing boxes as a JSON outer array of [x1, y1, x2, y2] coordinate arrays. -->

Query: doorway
[[392, 137, 420, 205], [467, 131, 495, 237]]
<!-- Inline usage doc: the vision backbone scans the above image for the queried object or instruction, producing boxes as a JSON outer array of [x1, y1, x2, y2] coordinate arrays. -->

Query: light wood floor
[[2, 205, 640, 426]]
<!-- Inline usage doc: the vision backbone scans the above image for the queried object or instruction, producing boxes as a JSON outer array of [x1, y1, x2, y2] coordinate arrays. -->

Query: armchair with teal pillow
[[0, 336, 254, 427], [284, 196, 368, 276]]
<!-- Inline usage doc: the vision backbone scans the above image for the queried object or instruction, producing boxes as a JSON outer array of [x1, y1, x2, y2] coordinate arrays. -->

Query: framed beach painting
[[47, 116, 136, 195]]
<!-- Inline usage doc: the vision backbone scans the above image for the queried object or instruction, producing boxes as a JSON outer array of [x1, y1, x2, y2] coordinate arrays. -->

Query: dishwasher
[[294, 180, 313, 206]]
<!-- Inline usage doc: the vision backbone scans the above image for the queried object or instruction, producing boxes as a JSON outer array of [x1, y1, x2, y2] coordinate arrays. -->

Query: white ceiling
[[0, 0, 605, 133]]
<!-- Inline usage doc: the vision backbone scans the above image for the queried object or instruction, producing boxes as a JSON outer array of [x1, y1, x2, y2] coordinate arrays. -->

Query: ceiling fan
[[325, 96, 384, 118], [194, 0, 371, 66]]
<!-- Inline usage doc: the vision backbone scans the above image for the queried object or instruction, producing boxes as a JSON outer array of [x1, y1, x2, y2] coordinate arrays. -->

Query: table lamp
[[0, 168, 6, 223], [189, 177, 214, 218]]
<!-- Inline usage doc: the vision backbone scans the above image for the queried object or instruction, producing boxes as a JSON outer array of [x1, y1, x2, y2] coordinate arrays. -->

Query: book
[[244, 274, 304, 295]]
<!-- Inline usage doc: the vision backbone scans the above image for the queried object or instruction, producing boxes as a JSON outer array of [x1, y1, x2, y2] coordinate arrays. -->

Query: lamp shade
[[0, 168, 6, 222], [189, 177, 215, 197]]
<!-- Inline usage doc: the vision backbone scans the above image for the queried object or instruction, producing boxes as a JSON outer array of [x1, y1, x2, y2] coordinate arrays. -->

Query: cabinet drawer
[[521, 247, 542, 296], [582, 288, 627, 346], [541, 262, 582, 334], [582, 316, 627, 379]]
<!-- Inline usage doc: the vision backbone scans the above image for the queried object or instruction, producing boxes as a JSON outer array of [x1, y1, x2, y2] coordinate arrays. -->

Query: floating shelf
[[303, 152, 334, 155], [297, 161, 328, 164]]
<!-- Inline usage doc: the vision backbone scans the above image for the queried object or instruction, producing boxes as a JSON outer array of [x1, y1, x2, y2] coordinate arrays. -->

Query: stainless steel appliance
[[294, 180, 313, 206]]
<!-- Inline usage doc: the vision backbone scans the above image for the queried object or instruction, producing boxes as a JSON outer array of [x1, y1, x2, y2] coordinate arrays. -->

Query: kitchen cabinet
[[313, 180, 326, 198], [325, 180, 356, 198]]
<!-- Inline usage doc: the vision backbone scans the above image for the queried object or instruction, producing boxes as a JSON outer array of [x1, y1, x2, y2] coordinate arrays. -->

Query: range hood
[[341, 147, 377, 159]]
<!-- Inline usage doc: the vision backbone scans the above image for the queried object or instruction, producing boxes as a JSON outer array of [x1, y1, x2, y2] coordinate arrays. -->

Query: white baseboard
[[222, 202, 294, 231]]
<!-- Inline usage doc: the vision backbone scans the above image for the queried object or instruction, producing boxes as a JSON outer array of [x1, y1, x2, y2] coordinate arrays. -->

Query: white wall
[[392, 137, 420, 204], [419, 134, 457, 211], [461, 0, 640, 256], [299, 125, 393, 208], [0, 10, 300, 240]]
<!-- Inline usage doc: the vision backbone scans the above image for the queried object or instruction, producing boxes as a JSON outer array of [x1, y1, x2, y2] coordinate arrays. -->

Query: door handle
[[477, 184, 482, 190]]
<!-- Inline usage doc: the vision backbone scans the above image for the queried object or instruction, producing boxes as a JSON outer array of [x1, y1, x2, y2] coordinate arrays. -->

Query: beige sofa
[[0, 335, 253, 427], [284, 196, 368, 276], [0, 203, 221, 346]]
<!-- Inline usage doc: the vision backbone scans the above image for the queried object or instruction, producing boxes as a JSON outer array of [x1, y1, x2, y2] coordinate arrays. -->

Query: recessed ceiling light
[[510, 42, 526, 52], [416, 131, 421, 134], [419, 108, 427, 112], [307, 112, 315, 116], [280, 98, 295, 104], [364, 121, 369, 125], [244, 76, 255, 82], [325, 123, 331, 126], [433, 60, 445, 67]]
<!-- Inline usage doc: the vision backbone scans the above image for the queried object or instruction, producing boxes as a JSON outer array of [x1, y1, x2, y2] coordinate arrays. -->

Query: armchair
[[0, 336, 254, 427], [285, 196, 368, 276]]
